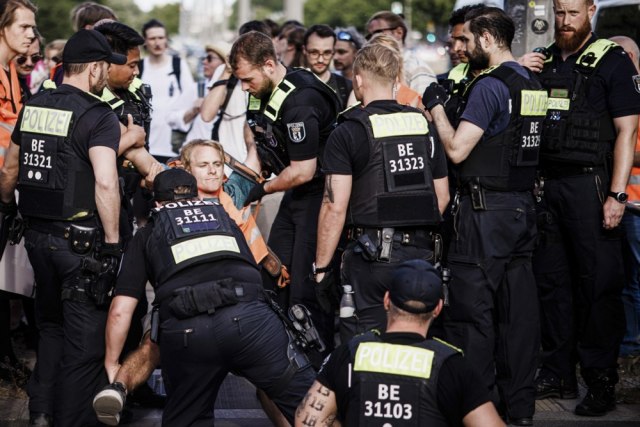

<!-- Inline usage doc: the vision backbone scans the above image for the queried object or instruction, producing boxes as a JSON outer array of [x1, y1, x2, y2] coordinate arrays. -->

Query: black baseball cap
[[63, 29, 127, 65], [389, 259, 442, 314], [153, 168, 198, 202]]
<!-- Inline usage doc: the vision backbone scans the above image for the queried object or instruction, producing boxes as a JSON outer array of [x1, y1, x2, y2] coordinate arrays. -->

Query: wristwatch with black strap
[[608, 191, 628, 204], [312, 262, 332, 277]]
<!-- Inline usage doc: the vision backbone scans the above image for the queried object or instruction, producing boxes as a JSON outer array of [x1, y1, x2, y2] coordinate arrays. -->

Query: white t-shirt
[[142, 55, 198, 158]]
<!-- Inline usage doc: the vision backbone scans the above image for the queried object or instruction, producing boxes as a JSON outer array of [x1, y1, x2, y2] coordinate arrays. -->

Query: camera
[[533, 47, 550, 59]]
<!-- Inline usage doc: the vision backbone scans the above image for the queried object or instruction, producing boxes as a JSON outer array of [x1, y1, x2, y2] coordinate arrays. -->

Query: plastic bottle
[[339, 285, 356, 318]]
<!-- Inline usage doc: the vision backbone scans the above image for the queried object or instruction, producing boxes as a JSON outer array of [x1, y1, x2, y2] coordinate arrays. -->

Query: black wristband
[[211, 79, 229, 89]]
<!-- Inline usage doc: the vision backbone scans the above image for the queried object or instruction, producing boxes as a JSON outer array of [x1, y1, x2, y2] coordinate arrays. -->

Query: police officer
[[230, 30, 340, 351], [0, 29, 127, 426], [424, 7, 546, 425], [295, 259, 504, 427], [532, 0, 640, 416], [94, 20, 157, 238], [102, 168, 315, 426], [314, 43, 449, 343]]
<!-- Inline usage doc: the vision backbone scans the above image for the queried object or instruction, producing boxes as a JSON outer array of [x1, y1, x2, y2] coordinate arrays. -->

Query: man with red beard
[[532, 0, 640, 417]]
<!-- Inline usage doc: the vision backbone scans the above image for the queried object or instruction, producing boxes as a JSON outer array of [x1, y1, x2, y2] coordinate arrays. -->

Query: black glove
[[243, 181, 268, 207], [100, 241, 124, 258], [422, 82, 448, 111], [312, 270, 339, 315], [0, 200, 17, 216]]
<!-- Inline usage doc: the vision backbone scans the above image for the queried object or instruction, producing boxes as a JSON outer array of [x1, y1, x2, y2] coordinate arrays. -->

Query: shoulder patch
[[633, 75, 640, 94], [286, 122, 306, 143]]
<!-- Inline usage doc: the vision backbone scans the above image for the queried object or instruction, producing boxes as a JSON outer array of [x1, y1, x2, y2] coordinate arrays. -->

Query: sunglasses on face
[[202, 54, 221, 63], [365, 26, 398, 41], [16, 54, 42, 66]]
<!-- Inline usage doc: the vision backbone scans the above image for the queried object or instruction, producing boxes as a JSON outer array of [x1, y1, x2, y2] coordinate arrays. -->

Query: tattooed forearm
[[295, 384, 338, 427], [322, 175, 334, 203]]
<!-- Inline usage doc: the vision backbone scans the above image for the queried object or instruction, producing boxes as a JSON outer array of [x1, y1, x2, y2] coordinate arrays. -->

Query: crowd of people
[[0, 0, 639, 426]]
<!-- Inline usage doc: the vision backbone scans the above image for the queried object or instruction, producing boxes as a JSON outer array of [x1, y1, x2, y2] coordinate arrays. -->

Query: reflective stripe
[[20, 106, 72, 136], [447, 63, 469, 83], [0, 122, 14, 133], [577, 39, 618, 68], [520, 90, 548, 116], [248, 96, 261, 111], [264, 79, 296, 122], [369, 112, 429, 139], [629, 175, 640, 185], [354, 342, 434, 379], [547, 97, 570, 111], [101, 88, 125, 109]]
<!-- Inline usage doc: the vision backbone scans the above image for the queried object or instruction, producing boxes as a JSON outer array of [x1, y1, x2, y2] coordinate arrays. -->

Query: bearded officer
[[230, 30, 341, 354], [424, 7, 547, 425], [0, 29, 127, 427]]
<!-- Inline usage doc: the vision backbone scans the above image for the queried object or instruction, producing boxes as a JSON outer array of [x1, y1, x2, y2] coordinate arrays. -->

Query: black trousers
[[340, 240, 434, 343], [533, 172, 625, 381], [441, 191, 539, 419], [23, 228, 108, 427], [159, 300, 316, 427], [267, 190, 334, 353]]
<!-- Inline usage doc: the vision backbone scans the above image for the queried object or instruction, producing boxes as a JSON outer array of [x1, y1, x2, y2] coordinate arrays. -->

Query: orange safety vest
[[217, 190, 269, 264], [627, 120, 640, 202], [0, 62, 23, 168]]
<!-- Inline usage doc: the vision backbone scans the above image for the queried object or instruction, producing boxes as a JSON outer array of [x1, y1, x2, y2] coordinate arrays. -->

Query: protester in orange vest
[[0, 0, 37, 168], [180, 139, 269, 263]]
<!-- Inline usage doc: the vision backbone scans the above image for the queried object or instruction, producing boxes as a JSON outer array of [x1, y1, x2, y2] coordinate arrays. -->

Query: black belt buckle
[[469, 182, 487, 211]]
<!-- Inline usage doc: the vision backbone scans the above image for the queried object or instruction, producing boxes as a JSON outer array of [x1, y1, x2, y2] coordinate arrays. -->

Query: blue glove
[[422, 82, 448, 111]]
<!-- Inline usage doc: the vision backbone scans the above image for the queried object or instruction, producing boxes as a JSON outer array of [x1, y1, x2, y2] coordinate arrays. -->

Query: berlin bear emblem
[[287, 122, 306, 143]]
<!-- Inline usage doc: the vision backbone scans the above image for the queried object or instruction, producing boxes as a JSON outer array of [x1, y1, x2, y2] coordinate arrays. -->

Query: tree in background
[[33, 0, 179, 43]]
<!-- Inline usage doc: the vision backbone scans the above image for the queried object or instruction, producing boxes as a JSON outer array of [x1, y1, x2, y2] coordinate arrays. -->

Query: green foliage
[[144, 2, 180, 35], [304, 0, 456, 38], [33, 0, 75, 42]]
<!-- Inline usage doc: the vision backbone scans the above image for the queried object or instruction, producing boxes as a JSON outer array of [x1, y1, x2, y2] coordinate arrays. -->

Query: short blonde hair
[[353, 42, 401, 84], [180, 139, 225, 172]]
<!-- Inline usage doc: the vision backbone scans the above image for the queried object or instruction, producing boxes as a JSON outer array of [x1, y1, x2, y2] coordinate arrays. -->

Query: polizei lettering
[[354, 342, 434, 378], [20, 106, 73, 137], [370, 112, 429, 139]]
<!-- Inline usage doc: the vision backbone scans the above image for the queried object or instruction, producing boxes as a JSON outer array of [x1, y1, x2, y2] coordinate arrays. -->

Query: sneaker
[[93, 382, 127, 426], [574, 387, 616, 416], [535, 374, 578, 399]]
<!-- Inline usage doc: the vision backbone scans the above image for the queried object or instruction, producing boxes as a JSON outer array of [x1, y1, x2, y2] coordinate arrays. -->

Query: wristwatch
[[608, 191, 628, 203], [312, 262, 332, 276]]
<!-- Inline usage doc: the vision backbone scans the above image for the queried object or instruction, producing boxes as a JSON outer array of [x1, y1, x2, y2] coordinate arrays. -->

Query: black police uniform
[[113, 199, 315, 426], [246, 68, 340, 351], [440, 62, 546, 421], [317, 331, 492, 426], [12, 84, 121, 426], [327, 72, 352, 110], [534, 36, 640, 393], [322, 100, 447, 341]]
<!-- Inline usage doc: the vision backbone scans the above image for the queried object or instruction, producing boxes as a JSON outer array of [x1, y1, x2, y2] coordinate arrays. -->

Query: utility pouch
[[356, 234, 378, 261], [150, 306, 160, 343], [68, 224, 97, 256], [169, 280, 239, 319], [379, 228, 394, 262], [469, 182, 487, 211]]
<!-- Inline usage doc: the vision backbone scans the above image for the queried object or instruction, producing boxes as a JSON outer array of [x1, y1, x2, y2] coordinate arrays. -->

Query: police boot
[[574, 367, 617, 416]]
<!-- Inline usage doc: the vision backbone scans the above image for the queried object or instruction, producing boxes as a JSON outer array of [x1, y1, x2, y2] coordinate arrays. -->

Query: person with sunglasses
[[333, 27, 363, 81], [13, 32, 42, 101], [366, 10, 437, 95], [303, 24, 352, 110]]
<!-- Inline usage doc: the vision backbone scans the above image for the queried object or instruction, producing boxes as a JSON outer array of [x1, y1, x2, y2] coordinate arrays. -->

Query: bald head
[[610, 36, 640, 72]]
